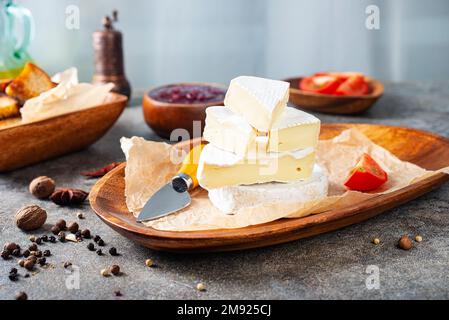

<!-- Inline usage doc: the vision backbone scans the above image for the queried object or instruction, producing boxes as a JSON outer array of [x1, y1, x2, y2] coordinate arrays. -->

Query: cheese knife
[[136, 143, 204, 222]]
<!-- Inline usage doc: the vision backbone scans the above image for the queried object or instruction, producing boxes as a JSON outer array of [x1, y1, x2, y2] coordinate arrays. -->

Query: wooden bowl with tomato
[[142, 83, 227, 139], [284, 72, 384, 115]]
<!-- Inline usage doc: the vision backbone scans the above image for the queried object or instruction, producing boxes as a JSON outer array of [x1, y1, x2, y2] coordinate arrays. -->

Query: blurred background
[[22, 0, 449, 95]]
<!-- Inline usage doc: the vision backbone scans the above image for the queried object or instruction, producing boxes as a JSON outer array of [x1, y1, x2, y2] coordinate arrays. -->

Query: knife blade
[[136, 143, 204, 222]]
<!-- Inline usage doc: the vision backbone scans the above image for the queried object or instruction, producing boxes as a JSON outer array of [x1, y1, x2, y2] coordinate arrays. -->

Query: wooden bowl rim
[[89, 123, 449, 242], [143, 82, 227, 108], [284, 76, 384, 99], [0, 92, 128, 132]]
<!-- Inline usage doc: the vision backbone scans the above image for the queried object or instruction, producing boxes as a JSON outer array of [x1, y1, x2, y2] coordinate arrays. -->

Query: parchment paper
[[21, 68, 113, 123], [121, 129, 449, 231]]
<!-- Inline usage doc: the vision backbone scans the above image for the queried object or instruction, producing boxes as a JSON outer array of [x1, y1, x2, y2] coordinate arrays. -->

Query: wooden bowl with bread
[[0, 63, 127, 172]]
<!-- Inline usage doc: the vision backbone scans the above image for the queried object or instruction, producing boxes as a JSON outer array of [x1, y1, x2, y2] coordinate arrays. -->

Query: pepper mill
[[92, 10, 131, 101]]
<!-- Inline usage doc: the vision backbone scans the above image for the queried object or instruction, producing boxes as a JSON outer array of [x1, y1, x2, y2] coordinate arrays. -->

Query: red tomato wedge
[[335, 75, 369, 96], [300, 76, 343, 94], [344, 153, 388, 191], [315, 72, 364, 80]]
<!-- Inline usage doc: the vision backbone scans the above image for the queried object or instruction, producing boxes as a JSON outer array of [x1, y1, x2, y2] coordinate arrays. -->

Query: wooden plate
[[0, 93, 127, 172], [284, 77, 384, 114], [89, 124, 449, 252]]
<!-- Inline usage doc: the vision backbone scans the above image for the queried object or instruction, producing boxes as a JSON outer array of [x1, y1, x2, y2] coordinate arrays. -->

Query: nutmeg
[[15, 205, 47, 231], [29, 176, 55, 199]]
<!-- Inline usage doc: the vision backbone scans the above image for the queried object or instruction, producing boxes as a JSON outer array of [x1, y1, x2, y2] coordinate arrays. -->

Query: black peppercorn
[[41, 235, 48, 242], [22, 249, 30, 258], [98, 239, 105, 246], [34, 250, 42, 258], [75, 230, 82, 238], [28, 244, 38, 251], [109, 247, 118, 256], [87, 243, 95, 251], [96, 249, 103, 256], [81, 229, 91, 239], [15, 291, 27, 300], [43, 250, 51, 257], [9, 274, 18, 281], [49, 236, 56, 243], [63, 262, 72, 269], [35, 237, 42, 245], [94, 235, 101, 243], [114, 290, 123, 297], [24, 274, 30, 278], [10, 267, 18, 274], [12, 248, 21, 257], [38, 257, 46, 266]]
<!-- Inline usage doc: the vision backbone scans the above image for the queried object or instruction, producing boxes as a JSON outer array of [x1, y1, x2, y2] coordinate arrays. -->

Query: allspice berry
[[15, 205, 47, 231], [29, 176, 55, 199], [24, 260, 35, 271], [51, 225, 61, 235], [55, 219, 67, 230], [110, 265, 120, 276], [398, 235, 413, 250], [67, 222, 79, 233]]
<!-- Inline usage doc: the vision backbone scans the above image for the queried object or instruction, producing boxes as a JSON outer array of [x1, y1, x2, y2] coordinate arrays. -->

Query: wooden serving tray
[[89, 124, 449, 252], [0, 93, 127, 172]]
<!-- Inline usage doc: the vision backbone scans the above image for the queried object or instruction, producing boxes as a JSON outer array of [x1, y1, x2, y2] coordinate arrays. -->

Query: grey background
[[19, 0, 449, 93], [1, 82, 449, 300]]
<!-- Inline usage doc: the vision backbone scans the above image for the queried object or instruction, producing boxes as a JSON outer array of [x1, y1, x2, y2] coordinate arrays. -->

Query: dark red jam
[[149, 84, 226, 104]]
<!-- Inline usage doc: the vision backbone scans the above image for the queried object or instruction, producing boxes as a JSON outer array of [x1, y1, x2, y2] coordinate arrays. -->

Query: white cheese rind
[[224, 76, 289, 132], [197, 143, 316, 188], [203, 106, 320, 156], [207, 165, 328, 214]]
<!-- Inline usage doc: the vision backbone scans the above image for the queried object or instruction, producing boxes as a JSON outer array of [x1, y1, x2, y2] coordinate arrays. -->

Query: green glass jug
[[0, 0, 34, 79]]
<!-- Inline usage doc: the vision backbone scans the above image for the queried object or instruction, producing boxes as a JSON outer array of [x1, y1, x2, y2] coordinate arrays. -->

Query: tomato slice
[[300, 76, 343, 94], [335, 75, 369, 96], [315, 72, 364, 80], [344, 153, 388, 191]]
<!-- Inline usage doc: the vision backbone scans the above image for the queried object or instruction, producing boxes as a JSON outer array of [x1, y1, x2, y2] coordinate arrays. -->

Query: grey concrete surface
[[1, 82, 449, 300]]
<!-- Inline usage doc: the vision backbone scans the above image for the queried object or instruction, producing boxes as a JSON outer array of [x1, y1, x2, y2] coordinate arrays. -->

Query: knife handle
[[172, 143, 205, 193]]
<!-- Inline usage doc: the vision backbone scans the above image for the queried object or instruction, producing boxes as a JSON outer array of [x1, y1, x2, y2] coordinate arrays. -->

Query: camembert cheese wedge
[[224, 76, 289, 132], [207, 165, 328, 214], [197, 143, 316, 189], [203, 106, 320, 156]]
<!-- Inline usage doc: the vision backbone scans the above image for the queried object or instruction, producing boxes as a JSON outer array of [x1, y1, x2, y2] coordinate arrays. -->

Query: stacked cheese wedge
[[197, 76, 328, 214]]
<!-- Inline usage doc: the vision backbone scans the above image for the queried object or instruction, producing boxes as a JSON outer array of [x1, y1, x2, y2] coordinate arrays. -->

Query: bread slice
[[0, 94, 20, 120], [5, 63, 55, 103], [0, 79, 12, 93]]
